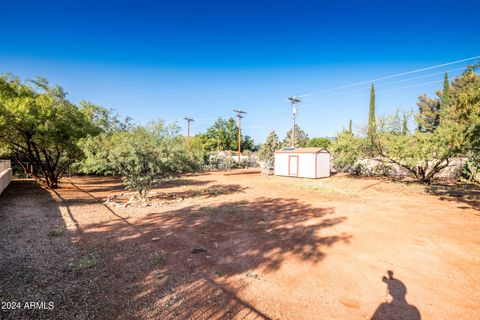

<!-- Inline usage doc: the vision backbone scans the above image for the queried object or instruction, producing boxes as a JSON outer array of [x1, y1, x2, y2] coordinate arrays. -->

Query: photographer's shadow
[[371, 270, 421, 320]]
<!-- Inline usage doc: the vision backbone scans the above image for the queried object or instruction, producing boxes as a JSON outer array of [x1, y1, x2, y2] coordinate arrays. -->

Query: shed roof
[[274, 147, 329, 154]]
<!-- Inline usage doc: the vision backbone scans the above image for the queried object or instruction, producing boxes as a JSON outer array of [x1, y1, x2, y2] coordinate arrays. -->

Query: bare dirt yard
[[1, 170, 479, 319]]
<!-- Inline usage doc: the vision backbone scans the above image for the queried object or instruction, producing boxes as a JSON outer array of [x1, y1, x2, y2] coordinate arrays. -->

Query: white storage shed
[[274, 148, 330, 179]]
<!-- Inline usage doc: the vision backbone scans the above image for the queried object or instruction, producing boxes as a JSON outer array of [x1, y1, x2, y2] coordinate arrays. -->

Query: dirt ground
[[1, 170, 479, 319]]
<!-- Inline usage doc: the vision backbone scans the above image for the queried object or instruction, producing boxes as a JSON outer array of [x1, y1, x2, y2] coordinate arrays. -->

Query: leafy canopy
[[373, 67, 480, 183], [78, 120, 205, 198], [0, 75, 102, 188], [306, 137, 331, 149], [202, 117, 254, 152], [282, 124, 309, 148]]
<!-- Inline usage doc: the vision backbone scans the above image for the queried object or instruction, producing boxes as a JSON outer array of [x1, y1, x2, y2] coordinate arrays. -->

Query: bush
[[350, 163, 364, 176], [372, 162, 392, 177], [258, 131, 280, 167], [68, 254, 97, 272], [462, 153, 480, 183], [205, 155, 236, 170], [330, 132, 368, 172], [205, 152, 258, 171], [78, 121, 206, 199], [47, 226, 65, 237], [149, 251, 167, 268], [307, 137, 331, 149], [350, 160, 391, 177]]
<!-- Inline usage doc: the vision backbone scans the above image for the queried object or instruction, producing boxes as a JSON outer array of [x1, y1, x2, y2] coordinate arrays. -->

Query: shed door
[[288, 155, 299, 176]]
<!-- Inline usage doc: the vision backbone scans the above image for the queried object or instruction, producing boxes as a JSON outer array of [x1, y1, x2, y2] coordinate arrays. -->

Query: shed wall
[[274, 153, 318, 178], [316, 152, 331, 178], [274, 153, 290, 176]]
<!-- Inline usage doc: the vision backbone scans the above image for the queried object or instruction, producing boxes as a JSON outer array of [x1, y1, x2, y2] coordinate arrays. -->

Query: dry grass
[[68, 254, 97, 272], [149, 251, 167, 268]]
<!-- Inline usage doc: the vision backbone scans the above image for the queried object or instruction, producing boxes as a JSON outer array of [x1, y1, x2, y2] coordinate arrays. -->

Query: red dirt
[[1, 170, 479, 319]]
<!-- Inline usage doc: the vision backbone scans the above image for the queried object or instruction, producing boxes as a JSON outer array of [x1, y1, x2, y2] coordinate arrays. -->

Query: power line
[[301, 66, 465, 102], [373, 67, 465, 89], [193, 118, 216, 122], [298, 55, 479, 98], [300, 79, 444, 107]]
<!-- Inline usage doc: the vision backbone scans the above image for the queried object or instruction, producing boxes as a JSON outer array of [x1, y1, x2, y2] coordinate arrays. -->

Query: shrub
[[350, 163, 364, 176], [307, 137, 331, 149], [330, 132, 368, 172], [68, 254, 97, 272], [205, 152, 258, 171], [258, 131, 280, 167], [47, 226, 65, 237], [462, 153, 480, 183], [149, 251, 167, 267], [78, 121, 205, 199]]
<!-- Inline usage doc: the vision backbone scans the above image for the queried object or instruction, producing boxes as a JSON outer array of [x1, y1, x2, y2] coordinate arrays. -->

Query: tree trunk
[[49, 176, 59, 189]]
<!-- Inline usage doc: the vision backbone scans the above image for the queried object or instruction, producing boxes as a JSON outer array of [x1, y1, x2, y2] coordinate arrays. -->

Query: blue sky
[[1, 0, 479, 142]]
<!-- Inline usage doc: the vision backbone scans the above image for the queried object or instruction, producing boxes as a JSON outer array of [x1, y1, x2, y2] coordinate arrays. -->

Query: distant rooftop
[[275, 148, 329, 154]]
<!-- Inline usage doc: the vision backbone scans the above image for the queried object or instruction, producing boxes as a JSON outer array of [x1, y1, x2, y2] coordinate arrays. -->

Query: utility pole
[[234, 109, 246, 161], [288, 96, 301, 148], [184, 116, 194, 145]]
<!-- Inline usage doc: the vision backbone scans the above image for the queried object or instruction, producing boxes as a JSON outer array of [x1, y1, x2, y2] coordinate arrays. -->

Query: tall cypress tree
[[402, 111, 408, 135], [368, 83, 376, 139], [348, 119, 352, 134], [441, 72, 449, 109]]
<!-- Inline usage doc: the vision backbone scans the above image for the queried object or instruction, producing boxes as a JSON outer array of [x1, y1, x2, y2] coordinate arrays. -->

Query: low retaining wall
[[0, 168, 12, 195]]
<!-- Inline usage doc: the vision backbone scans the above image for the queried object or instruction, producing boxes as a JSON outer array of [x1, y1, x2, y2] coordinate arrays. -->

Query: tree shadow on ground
[[67, 189, 350, 318], [149, 184, 248, 201], [349, 174, 480, 211], [63, 176, 214, 193], [2, 179, 351, 319], [424, 182, 480, 210], [0, 181, 103, 319], [371, 270, 421, 320], [64, 175, 125, 193], [223, 169, 261, 176], [157, 178, 214, 189], [52, 182, 246, 208]]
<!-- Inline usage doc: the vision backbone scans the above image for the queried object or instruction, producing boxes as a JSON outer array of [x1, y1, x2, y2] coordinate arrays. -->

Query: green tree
[[402, 111, 408, 135], [79, 101, 132, 133], [226, 117, 239, 150], [204, 118, 229, 151], [203, 117, 253, 152], [330, 131, 367, 171], [108, 128, 167, 198], [0, 75, 100, 188], [79, 121, 203, 198], [258, 131, 280, 166], [348, 119, 353, 134], [306, 137, 331, 149], [441, 72, 450, 110], [373, 67, 480, 183], [416, 94, 441, 133], [282, 124, 309, 148], [241, 135, 255, 151], [368, 84, 376, 139], [462, 153, 480, 183]]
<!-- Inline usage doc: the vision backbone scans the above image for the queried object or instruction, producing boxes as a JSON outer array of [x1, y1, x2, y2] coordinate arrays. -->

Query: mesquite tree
[[0, 75, 100, 188], [78, 121, 205, 199], [373, 67, 480, 184]]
